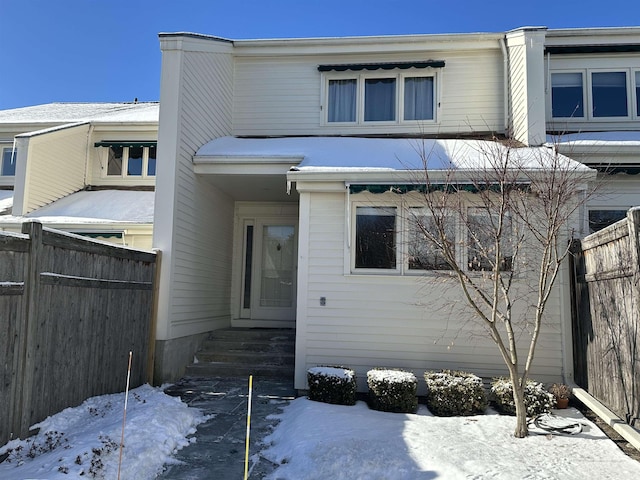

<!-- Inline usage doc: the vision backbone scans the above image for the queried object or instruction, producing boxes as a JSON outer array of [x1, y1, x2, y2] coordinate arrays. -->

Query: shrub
[[367, 368, 418, 413], [490, 377, 555, 416], [423, 370, 487, 416], [307, 366, 357, 406]]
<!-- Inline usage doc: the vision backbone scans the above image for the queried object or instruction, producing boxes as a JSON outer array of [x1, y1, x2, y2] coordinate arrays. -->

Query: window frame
[[550, 67, 639, 121], [103, 144, 156, 179], [349, 198, 515, 276], [323, 70, 438, 126], [1, 146, 17, 177]]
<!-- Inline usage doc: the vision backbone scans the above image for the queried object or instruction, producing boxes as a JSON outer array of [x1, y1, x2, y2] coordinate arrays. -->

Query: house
[[0, 102, 159, 249], [152, 27, 639, 391], [542, 27, 640, 233]]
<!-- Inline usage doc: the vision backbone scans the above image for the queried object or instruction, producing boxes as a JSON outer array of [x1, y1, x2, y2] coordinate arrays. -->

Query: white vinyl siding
[[233, 49, 504, 137], [155, 39, 236, 340], [14, 123, 89, 215], [294, 189, 566, 392]]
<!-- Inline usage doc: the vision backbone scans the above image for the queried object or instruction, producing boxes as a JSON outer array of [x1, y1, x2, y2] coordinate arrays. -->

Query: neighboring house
[[543, 28, 640, 233], [0, 102, 159, 249]]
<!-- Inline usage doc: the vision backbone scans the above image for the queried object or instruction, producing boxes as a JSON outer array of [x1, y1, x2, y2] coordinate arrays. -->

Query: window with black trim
[[588, 209, 627, 233]]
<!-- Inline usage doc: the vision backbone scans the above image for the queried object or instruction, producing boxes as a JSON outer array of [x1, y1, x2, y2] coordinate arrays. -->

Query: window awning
[[545, 45, 640, 55], [72, 231, 124, 239], [94, 141, 157, 148], [348, 183, 520, 194], [318, 60, 445, 72]]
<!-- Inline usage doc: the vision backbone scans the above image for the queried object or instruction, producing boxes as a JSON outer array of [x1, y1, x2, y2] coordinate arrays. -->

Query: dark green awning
[[318, 60, 445, 72], [94, 141, 157, 148], [72, 232, 124, 239], [349, 183, 528, 194]]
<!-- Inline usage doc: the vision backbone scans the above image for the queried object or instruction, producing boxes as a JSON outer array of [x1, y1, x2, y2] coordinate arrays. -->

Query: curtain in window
[[365, 78, 396, 121], [404, 77, 434, 120], [328, 79, 357, 122]]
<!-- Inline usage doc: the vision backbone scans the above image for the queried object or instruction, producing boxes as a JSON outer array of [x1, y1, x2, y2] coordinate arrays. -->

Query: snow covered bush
[[423, 370, 487, 416], [490, 377, 555, 416], [367, 368, 418, 413], [307, 366, 357, 406]]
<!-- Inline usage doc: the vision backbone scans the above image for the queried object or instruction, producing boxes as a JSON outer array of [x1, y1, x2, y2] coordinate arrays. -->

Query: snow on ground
[[0, 384, 206, 480], [261, 398, 640, 480]]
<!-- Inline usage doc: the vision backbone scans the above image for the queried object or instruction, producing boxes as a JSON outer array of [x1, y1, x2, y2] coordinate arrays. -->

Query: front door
[[241, 219, 297, 323]]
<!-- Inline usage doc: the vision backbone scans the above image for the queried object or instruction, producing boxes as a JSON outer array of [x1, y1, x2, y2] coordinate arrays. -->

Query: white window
[[325, 72, 437, 124], [354, 206, 397, 270], [551, 68, 639, 120], [1, 147, 16, 176], [104, 144, 156, 178], [351, 201, 513, 275], [407, 208, 455, 271]]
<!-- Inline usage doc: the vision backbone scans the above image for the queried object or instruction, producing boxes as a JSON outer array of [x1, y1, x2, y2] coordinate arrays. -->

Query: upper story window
[[551, 69, 639, 120], [96, 141, 157, 178], [320, 61, 443, 125], [1, 147, 16, 176], [327, 73, 436, 124]]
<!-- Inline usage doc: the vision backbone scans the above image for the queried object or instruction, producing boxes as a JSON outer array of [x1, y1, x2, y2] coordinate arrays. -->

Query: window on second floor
[[1, 147, 16, 176], [101, 143, 157, 178], [326, 72, 436, 124], [551, 69, 640, 120]]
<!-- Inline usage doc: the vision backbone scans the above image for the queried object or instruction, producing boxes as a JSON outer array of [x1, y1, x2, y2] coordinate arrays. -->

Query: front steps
[[185, 327, 295, 378]]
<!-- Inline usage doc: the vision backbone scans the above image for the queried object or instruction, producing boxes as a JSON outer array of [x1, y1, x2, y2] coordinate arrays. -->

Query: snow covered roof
[[196, 136, 591, 173], [0, 190, 13, 215], [0, 102, 159, 125], [547, 131, 640, 147], [0, 190, 154, 225]]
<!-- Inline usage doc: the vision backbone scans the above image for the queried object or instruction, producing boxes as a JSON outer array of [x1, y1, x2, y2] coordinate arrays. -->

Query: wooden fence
[[0, 222, 157, 445], [571, 207, 640, 427]]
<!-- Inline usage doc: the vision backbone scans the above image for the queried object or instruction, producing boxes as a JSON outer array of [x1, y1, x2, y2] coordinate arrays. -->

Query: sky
[[1, 0, 639, 110]]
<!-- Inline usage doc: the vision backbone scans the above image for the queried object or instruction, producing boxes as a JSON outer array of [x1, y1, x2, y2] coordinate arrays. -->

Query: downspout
[[500, 37, 510, 135]]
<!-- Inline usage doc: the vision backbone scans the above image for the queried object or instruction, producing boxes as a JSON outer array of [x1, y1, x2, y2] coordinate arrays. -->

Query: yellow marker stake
[[244, 375, 254, 480]]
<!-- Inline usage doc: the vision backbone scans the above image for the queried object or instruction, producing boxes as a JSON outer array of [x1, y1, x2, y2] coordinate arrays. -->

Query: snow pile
[[0, 384, 206, 479], [307, 366, 355, 380], [261, 398, 640, 480]]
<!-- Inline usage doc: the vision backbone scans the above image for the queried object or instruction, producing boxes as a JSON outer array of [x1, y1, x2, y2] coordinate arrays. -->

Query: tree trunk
[[511, 380, 529, 438]]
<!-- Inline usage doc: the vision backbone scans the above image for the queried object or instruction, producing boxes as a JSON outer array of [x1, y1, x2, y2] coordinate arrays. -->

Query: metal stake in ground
[[244, 375, 254, 480], [117, 351, 133, 480]]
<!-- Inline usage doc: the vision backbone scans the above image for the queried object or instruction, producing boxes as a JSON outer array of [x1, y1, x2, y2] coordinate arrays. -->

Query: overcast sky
[[2, 0, 639, 110]]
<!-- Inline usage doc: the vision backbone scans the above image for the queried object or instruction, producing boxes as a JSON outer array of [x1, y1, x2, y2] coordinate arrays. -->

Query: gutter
[[570, 384, 640, 451]]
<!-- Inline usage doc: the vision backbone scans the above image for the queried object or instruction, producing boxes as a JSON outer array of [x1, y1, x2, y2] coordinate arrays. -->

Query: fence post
[[147, 249, 161, 384], [625, 207, 640, 426], [16, 221, 44, 437]]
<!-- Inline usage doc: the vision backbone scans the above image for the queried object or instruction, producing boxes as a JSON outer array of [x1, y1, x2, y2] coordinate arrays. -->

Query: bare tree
[[408, 137, 595, 437]]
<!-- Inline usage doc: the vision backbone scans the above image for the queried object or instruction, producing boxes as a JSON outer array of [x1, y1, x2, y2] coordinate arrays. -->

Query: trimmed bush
[[490, 377, 555, 416], [424, 370, 487, 416], [307, 366, 357, 406], [367, 368, 418, 413]]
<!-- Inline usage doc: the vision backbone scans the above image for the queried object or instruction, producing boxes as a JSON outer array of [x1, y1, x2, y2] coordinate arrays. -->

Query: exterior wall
[[506, 28, 547, 146], [294, 188, 568, 393], [154, 35, 235, 351], [233, 48, 505, 137], [13, 123, 90, 215]]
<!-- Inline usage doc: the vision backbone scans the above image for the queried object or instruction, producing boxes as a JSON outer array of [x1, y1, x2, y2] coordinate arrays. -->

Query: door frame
[[231, 203, 299, 328]]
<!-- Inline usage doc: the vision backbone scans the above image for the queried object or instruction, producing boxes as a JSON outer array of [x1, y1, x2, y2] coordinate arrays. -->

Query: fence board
[[571, 207, 640, 427], [0, 222, 157, 444]]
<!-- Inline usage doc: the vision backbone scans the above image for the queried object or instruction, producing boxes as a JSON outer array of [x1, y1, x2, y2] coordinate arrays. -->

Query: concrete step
[[186, 327, 296, 379], [185, 361, 294, 378]]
